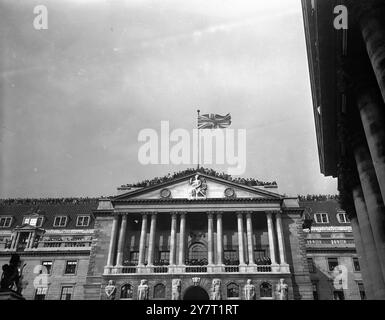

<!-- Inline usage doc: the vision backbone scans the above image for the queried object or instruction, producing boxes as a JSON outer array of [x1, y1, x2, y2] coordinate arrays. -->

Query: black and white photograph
[[1, 0, 385, 310]]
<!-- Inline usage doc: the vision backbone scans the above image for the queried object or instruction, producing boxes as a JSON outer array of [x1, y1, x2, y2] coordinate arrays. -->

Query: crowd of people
[[0, 197, 99, 206], [122, 167, 277, 188], [297, 194, 339, 201]]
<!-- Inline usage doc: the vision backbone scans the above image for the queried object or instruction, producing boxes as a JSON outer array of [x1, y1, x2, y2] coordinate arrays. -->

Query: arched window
[[120, 284, 133, 299], [227, 283, 239, 298], [260, 282, 272, 298], [153, 283, 166, 299], [188, 243, 207, 265]]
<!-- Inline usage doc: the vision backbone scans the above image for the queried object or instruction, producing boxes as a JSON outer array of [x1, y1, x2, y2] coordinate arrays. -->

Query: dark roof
[[299, 200, 349, 227], [0, 200, 98, 230]]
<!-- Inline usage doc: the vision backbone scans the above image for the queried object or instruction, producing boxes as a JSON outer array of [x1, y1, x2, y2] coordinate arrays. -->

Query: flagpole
[[197, 109, 200, 170]]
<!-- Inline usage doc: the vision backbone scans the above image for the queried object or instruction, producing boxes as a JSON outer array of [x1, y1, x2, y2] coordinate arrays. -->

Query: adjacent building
[[302, 0, 385, 299]]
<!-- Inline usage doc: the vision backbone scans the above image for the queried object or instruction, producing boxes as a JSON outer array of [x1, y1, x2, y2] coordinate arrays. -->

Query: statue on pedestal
[[0, 254, 27, 296], [104, 280, 116, 300], [171, 279, 181, 300], [138, 279, 149, 300], [244, 279, 256, 300], [276, 278, 288, 300], [211, 278, 222, 300]]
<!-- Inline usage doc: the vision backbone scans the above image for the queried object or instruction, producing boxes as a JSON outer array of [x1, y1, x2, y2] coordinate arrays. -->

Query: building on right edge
[[301, 0, 385, 299]]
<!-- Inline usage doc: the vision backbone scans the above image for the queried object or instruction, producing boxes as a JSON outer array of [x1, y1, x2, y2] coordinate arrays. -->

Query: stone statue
[[171, 279, 181, 300], [189, 174, 207, 199], [211, 278, 222, 300], [276, 278, 288, 300], [0, 253, 27, 295], [104, 280, 116, 300], [138, 279, 149, 300], [244, 279, 256, 300]]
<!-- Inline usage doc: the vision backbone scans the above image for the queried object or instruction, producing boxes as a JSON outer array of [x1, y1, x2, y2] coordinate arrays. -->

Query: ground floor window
[[311, 282, 318, 300], [120, 284, 133, 299], [358, 282, 366, 300], [333, 290, 345, 300], [60, 286, 74, 300], [260, 282, 272, 298], [153, 283, 166, 299], [227, 283, 239, 298], [34, 287, 48, 300]]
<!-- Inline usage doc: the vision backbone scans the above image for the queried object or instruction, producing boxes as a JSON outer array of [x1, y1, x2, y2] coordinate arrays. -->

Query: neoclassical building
[[83, 170, 312, 300]]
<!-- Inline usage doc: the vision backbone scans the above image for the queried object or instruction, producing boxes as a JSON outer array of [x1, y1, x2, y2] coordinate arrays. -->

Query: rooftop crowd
[[121, 167, 278, 188], [297, 194, 339, 201], [0, 197, 99, 206]]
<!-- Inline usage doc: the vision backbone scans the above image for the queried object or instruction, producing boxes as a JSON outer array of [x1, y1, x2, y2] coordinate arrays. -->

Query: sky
[[0, 0, 338, 198]]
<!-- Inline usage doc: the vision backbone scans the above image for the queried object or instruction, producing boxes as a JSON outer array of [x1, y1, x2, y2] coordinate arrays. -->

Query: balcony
[[104, 264, 279, 275], [306, 238, 355, 249]]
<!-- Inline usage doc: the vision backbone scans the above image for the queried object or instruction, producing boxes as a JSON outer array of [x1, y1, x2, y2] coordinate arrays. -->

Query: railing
[[224, 266, 239, 272], [153, 266, 168, 273], [256, 265, 272, 272], [306, 238, 355, 248], [185, 266, 207, 273], [122, 267, 137, 273]]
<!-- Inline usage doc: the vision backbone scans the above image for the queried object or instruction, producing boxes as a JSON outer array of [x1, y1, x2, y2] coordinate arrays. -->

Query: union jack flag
[[197, 113, 231, 129]]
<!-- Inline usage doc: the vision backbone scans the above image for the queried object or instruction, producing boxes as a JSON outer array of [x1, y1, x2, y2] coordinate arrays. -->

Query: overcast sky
[[0, 0, 338, 198]]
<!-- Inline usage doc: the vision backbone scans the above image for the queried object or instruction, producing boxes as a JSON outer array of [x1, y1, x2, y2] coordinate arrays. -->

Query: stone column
[[350, 215, 375, 300], [354, 141, 385, 282], [26, 232, 33, 249], [246, 212, 255, 265], [216, 212, 224, 265], [356, 85, 385, 204], [359, 2, 385, 104], [276, 211, 287, 265], [169, 213, 177, 265], [12, 232, 20, 250], [353, 185, 385, 299], [29, 232, 36, 249], [266, 212, 277, 265], [178, 212, 186, 265], [147, 213, 157, 266], [237, 213, 246, 266], [207, 213, 214, 265], [116, 214, 128, 267], [138, 213, 148, 266], [106, 215, 119, 267]]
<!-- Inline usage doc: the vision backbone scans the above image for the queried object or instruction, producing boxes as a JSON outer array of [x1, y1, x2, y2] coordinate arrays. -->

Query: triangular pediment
[[113, 172, 283, 201]]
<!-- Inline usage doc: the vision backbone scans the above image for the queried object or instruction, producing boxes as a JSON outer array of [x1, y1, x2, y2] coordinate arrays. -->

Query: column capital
[[207, 212, 214, 218], [140, 212, 148, 217], [170, 212, 178, 217], [216, 211, 223, 217], [245, 211, 253, 218], [236, 212, 243, 218]]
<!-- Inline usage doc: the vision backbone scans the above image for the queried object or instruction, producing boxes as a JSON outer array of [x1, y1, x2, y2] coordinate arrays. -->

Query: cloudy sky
[[0, 0, 337, 198]]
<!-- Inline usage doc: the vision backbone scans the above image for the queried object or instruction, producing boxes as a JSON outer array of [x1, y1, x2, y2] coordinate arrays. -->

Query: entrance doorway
[[183, 286, 210, 300]]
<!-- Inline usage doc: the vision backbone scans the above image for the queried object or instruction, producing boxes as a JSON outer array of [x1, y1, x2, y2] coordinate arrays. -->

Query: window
[[224, 250, 238, 265], [227, 283, 239, 298], [34, 287, 48, 300], [333, 290, 345, 300], [254, 249, 265, 261], [0, 217, 12, 228], [23, 216, 44, 227], [312, 282, 318, 300], [54, 216, 67, 227], [153, 283, 166, 299], [314, 213, 329, 224], [76, 215, 90, 227], [129, 251, 139, 265], [307, 257, 315, 273], [260, 282, 272, 298], [353, 258, 360, 272], [42, 261, 53, 274], [358, 282, 366, 300], [337, 212, 349, 223], [60, 286, 73, 300], [159, 251, 170, 264], [64, 260, 77, 274], [120, 284, 133, 299], [188, 243, 207, 264], [328, 258, 339, 271]]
